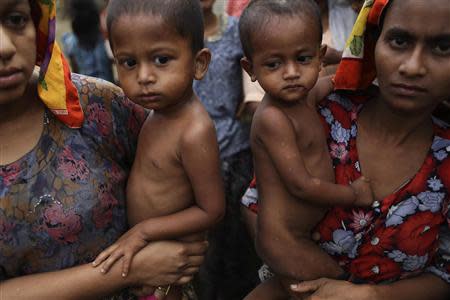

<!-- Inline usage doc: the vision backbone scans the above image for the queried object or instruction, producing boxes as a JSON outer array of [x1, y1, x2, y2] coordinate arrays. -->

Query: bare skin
[[240, 12, 373, 299], [93, 13, 225, 300], [249, 0, 450, 299]]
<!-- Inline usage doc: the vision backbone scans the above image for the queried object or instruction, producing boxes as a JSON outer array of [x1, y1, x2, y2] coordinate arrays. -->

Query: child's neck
[[154, 91, 196, 117], [203, 10, 219, 38], [266, 93, 310, 110]]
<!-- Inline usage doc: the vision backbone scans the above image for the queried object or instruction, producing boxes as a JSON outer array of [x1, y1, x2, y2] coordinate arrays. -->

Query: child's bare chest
[[136, 117, 186, 176]]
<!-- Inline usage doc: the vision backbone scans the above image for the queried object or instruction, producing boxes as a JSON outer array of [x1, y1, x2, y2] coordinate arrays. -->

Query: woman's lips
[[0, 69, 24, 89], [390, 83, 427, 97]]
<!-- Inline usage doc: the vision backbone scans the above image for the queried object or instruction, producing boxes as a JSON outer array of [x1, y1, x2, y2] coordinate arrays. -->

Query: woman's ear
[[241, 57, 257, 82], [194, 48, 212, 80]]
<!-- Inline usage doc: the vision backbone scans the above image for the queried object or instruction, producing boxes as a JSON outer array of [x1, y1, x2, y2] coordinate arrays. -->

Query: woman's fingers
[[175, 275, 194, 285], [181, 266, 200, 275], [291, 279, 324, 293], [185, 255, 204, 268], [129, 286, 156, 297], [182, 241, 208, 256]]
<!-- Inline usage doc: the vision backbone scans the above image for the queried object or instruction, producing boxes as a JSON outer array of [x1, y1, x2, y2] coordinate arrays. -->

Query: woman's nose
[[398, 46, 427, 78], [0, 27, 16, 62]]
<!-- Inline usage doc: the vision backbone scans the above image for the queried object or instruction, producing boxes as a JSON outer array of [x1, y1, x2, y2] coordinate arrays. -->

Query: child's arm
[[308, 75, 334, 107], [93, 122, 225, 276], [255, 107, 372, 206]]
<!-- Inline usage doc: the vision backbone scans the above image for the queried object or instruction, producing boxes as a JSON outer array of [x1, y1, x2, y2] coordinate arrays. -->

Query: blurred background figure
[[318, 0, 360, 75], [62, 0, 114, 83], [226, 0, 250, 17]]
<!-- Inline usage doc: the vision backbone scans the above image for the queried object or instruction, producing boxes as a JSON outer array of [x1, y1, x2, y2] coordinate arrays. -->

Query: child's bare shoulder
[[253, 104, 292, 136], [181, 100, 217, 148]]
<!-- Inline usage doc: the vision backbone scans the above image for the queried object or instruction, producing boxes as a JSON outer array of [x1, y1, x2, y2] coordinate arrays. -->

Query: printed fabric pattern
[[316, 92, 450, 283], [0, 74, 147, 298], [241, 92, 450, 284]]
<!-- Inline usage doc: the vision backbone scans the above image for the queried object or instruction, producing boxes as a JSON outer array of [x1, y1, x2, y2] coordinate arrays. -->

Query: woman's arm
[[290, 274, 450, 300], [0, 240, 206, 300]]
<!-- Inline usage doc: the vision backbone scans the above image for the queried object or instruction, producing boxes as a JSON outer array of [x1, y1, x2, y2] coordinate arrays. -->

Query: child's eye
[[297, 56, 312, 64], [264, 61, 280, 69], [119, 58, 137, 69], [154, 56, 171, 66], [4, 13, 29, 29], [432, 41, 450, 56]]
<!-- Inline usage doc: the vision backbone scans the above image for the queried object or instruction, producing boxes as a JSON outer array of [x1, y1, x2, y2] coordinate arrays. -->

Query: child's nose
[[137, 65, 156, 85], [283, 62, 300, 80]]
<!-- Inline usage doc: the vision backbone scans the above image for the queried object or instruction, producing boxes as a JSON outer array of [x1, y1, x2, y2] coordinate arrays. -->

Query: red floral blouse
[[242, 92, 450, 284]]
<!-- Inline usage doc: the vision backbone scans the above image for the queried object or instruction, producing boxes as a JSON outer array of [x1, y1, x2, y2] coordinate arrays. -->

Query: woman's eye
[[297, 56, 312, 64], [154, 56, 170, 65], [389, 37, 409, 49], [5, 13, 28, 29], [432, 42, 450, 56]]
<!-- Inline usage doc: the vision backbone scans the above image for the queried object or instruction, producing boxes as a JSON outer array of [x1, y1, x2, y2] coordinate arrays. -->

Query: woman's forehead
[[382, 0, 450, 35], [0, 0, 29, 9]]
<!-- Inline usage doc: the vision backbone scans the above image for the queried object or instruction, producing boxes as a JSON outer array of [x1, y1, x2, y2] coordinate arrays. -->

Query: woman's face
[[0, 0, 36, 105], [374, 0, 450, 116]]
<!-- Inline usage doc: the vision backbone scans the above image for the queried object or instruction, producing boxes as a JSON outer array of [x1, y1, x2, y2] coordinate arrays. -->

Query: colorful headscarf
[[334, 0, 390, 91], [33, 0, 84, 128]]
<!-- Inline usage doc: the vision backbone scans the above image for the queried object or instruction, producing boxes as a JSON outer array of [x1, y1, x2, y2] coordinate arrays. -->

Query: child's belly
[[126, 167, 194, 226]]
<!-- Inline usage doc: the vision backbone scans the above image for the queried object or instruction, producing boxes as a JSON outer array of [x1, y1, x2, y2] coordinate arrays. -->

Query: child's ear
[[194, 48, 212, 80], [240, 57, 257, 82], [318, 44, 327, 72]]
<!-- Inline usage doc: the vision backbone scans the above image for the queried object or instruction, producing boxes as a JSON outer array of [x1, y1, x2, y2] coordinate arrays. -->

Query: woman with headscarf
[[0, 1, 206, 298], [242, 0, 450, 299]]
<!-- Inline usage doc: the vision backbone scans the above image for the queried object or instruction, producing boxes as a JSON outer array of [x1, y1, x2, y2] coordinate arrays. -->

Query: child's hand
[[92, 225, 149, 277], [350, 176, 374, 207]]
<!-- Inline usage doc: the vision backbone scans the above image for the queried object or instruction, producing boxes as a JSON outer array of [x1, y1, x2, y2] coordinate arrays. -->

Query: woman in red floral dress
[[241, 0, 450, 299]]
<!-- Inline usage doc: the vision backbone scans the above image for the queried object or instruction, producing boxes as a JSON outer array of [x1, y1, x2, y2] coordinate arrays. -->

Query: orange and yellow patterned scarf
[[32, 0, 83, 128], [334, 0, 390, 91]]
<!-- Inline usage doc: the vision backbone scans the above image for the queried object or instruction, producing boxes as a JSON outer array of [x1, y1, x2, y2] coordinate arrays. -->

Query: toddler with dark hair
[[91, 1, 225, 299], [239, 0, 374, 298]]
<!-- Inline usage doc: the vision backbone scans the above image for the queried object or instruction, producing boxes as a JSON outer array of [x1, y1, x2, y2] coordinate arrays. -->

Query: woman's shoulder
[[71, 73, 124, 101], [70, 73, 147, 139]]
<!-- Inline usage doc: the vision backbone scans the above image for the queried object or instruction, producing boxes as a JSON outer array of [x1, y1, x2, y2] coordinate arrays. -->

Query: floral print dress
[[0, 74, 146, 290], [242, 92, 450, 284]]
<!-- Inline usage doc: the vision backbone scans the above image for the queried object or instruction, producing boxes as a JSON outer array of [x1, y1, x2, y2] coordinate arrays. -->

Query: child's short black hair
[[239, 0, 323, 58], [106, 0, 204, 53]]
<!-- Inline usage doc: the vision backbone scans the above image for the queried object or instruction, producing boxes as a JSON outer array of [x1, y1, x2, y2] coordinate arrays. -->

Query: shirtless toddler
[[239, 0, 373, 298], [92, 1, 225, 299]]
